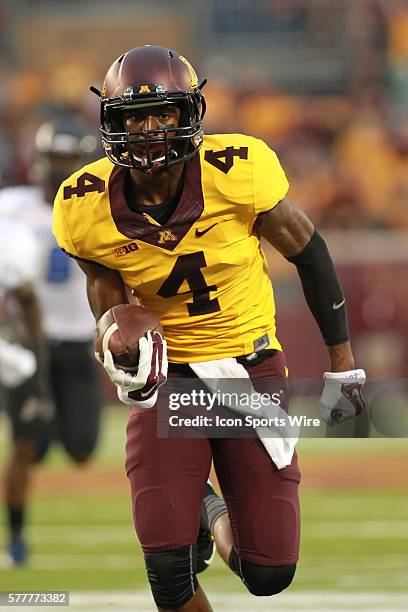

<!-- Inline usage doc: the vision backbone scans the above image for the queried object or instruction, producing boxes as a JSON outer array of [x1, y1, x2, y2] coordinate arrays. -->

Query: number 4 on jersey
[[204, 146, 248, 174], [158, 251, 220, 316], [63, 172, 105, 199]]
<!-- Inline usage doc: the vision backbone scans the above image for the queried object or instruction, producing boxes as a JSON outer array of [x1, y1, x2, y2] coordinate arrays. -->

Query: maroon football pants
[[125, 351, 300, 566]]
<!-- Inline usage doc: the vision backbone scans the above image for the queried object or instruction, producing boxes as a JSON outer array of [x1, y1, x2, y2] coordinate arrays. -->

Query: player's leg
[[197, 480, 225, 572], [126, 404, 215, 611], [212, 437, 300, 596], [3, 380, 52, 565], [3, 438, 37, 565], [211, 351, 300, 596], [50, 340, 102, 463]]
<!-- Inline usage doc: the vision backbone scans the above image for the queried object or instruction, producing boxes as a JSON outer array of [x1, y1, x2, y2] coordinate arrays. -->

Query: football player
[[0, 114, 103, 565], [0, 218, 48, 566], [53, 46, 366, 610]]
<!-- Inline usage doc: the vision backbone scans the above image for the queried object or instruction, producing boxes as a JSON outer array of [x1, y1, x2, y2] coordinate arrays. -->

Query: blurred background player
[[0, 217, 48, 566], [0, 111, 103, 565]]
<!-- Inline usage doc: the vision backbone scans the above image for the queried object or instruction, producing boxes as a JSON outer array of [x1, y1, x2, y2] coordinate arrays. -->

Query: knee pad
[[63, 438, 96, 464], [230, 550, 296, 596], [242, 559, 296, 596], [65, 447, 93, 464], [144, 544, 198, 609]]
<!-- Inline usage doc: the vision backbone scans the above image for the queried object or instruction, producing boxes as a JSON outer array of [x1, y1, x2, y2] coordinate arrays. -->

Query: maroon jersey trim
[[108, 155, 204, 251]]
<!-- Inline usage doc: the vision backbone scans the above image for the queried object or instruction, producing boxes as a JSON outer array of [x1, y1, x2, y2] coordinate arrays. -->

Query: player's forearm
[[87, 275, 129, 321], [14, 284, 49, 395], [76, 259, 129, 321], [259, 200, 351, 359], [285, 232, 350, 349], [14, 283, 44, 345], [328, 341, 355, 372]]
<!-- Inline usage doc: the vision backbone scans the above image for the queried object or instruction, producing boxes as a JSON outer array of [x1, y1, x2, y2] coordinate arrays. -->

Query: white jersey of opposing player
[[0, 216, 42, 297], [0, 185, 95, 341], [0, 217, 41, 385]]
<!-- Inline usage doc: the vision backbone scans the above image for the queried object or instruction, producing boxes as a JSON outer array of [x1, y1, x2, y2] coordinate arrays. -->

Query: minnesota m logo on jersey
[[158, 230, 177, 244]]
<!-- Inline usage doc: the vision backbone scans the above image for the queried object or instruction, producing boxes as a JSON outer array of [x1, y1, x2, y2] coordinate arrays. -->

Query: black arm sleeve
[[285, 231, 349, 346]]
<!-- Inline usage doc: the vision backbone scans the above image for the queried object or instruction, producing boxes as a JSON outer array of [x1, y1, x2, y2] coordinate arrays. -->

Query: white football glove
[[0, 338, 37, 388], [103, 330, 168, 408], [320, 369, 367, 426]]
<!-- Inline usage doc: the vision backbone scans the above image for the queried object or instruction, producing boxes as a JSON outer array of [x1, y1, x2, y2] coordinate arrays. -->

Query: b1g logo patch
[[114, 242, 138, 257]]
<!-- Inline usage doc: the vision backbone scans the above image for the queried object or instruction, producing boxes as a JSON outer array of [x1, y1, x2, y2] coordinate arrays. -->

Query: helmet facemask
[[99, 86, 205, 173]]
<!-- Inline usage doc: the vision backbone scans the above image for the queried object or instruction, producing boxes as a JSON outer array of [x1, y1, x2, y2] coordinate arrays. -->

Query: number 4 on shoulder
[[63, 172, 105, 199], [204, 146, 248, 174]]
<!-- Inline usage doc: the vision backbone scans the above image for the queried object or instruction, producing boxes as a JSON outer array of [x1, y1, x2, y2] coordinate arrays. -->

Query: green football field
[[1, 407, 407, 610]]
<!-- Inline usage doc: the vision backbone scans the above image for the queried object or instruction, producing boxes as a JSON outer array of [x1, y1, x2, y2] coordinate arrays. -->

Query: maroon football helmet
[[91, 45, 206, 172]]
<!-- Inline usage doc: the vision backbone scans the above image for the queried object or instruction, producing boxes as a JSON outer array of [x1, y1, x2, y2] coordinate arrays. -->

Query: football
[[94, 304, 162, 371]]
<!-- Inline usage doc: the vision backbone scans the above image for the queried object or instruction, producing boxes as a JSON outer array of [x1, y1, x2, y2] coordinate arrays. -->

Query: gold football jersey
[[53, 134, 289, 362]]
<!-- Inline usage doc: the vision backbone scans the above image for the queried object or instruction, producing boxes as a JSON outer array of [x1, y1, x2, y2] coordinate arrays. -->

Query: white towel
[[189, 357, 298, 470]]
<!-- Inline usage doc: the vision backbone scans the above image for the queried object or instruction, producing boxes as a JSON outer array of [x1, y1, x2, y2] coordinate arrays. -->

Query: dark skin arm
[[13, 283, 43, 345], [76, 258, 129, 321], [13, 282, 49, 396], [258, 197, 355, 373]]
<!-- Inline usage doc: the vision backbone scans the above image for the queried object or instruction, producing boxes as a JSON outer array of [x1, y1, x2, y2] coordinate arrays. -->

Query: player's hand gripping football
[[103, 331, 168, 408], [319, 369, 367, 426]]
